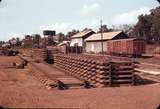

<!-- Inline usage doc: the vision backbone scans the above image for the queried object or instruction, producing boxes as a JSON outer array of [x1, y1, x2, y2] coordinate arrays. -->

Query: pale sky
[[0, 0, 159, 41]]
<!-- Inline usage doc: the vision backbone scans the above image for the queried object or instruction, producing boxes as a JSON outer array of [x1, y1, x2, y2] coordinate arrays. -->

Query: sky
[[0, 0, 159, 41]]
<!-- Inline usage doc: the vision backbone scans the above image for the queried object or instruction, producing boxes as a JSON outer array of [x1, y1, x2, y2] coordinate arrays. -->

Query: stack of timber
[[32, 49, 44, 61], [109, 61, 135, 86], [28, 62, 86, 90], [19, 55, 87, 90], [54, 54, 135, 87], [42, 49, 54, 64], [54, 54, 109, 87], [28, 48, 59, 62], [28, 62, 57, 89]]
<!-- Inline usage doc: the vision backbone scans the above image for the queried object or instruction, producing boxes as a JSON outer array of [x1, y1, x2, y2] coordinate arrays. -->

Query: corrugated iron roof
[[85, 31, 122, 41], [108, 37, 144, 42], [71, 30, 93, 38]]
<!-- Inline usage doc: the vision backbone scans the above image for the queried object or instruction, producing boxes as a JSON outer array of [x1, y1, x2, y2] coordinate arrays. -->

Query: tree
[[66, 29, 79, 40], [156, 0, 160, 4], [111, 24, 134, 35], [16, 37, 21, 46], [131, 7, 160, 43], [97, 25, 109, 33], [32, 34, 41, 48], [57, 32, 65, 43]]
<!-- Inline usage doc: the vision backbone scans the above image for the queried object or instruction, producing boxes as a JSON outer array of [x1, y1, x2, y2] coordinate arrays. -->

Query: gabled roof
[[71, 30, 94, 38], [85, 31, 123, 41]]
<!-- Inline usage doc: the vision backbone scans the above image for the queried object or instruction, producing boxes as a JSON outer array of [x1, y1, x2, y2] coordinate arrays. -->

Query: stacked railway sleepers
[[31, 47, 59, 62], [19, 54, 56, 89], [28, 63, 57, 89], [42, 49, 54, 64], [110, 61, 135, 86], [54, 54, 135, 87], [32, 49, 44, 61]]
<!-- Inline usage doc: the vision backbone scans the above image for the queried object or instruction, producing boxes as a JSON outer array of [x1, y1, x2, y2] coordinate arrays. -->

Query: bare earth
[[0, 56, 160, 109]]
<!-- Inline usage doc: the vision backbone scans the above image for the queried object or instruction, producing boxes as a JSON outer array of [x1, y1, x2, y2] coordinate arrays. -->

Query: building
[[85, 31, 128, 53], [70, 29, 95, 50], [57, 41, 70, 54]]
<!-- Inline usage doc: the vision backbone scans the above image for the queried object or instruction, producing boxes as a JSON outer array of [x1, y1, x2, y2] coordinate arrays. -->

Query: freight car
[[107, 38, 146, 57]]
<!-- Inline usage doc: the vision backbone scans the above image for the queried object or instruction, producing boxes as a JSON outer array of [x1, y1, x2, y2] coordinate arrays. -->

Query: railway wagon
[[107, 38, 146, 57]]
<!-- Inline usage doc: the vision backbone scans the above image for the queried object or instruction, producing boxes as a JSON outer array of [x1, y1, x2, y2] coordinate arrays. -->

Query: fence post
[[109, 62, 113, 87], [131, 62, 136, 86]]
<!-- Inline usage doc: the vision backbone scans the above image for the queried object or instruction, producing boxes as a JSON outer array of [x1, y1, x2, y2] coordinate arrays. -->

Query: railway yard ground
[[0, 55, 160, 109], [136, 55, 160, 75]]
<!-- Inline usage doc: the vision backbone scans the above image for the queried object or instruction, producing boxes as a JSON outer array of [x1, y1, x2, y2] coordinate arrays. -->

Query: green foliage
[[131, 7, 160, 44], [156, 0, 160, 4]]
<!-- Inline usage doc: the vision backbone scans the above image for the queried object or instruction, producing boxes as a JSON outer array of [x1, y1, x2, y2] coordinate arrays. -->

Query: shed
[[57, 41, 70, 54], [85, 31, 128, 53], [70, 29, 95, 48]]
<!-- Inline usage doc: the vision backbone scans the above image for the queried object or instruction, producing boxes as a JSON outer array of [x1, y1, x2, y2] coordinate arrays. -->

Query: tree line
[[130, 6, 160, 44]]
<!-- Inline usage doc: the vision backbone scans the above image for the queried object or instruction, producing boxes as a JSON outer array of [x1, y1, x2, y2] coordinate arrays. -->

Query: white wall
[[86, 41, 108, 53], [70, 38, 83, 46]]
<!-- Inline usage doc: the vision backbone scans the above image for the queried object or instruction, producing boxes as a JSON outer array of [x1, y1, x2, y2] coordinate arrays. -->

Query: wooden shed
[[85, 31, 128, 53], [57, 41, 70, 54], [70, 29, 95, 52]]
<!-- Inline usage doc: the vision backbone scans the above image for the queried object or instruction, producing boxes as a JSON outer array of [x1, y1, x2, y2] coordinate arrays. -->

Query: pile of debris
[[12, 60, 28, 69]]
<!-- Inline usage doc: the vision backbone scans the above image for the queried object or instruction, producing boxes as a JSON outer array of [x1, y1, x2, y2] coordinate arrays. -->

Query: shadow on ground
[[0, 106, 4, 109], [141, 55, 154, 59], [135, 75, 157, 85]]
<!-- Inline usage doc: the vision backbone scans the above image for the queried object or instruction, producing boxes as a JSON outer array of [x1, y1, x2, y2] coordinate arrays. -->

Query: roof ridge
[[85, 31, 123, 41]]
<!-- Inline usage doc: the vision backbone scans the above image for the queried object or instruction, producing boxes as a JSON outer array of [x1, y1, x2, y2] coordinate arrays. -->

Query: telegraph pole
[[100, 20, 104, 55]]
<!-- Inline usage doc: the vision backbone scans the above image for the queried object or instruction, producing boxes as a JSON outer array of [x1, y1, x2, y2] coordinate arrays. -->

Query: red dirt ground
[[0, 56, 160, 109]]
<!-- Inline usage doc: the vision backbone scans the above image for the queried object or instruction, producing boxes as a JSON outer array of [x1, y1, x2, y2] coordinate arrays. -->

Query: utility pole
[[100, 20, 104, 55]]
